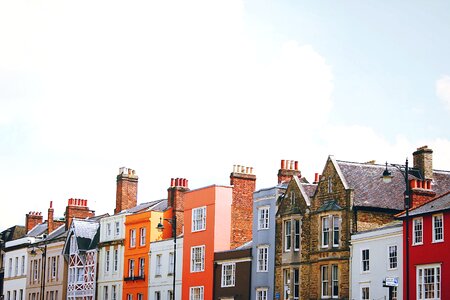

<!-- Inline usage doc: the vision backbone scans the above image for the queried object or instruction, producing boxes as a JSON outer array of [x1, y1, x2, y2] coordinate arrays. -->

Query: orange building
[[122, 202, 170, 300], [182, 165, 256, 300]]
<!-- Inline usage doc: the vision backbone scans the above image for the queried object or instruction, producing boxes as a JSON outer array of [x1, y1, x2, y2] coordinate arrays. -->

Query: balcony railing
[[124, 275, 145, 281]]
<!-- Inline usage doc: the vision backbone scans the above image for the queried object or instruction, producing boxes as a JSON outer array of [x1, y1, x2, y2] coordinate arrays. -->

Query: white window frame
[[155, 254, 162, 276], [115, 221, 120, 236], [190, 245, 205, 272], [321, 265, 330, 298], [15, 257, 18, 276], [361, 284, 370, 300], [257, 245, 269, 272], [361, 249, 370, 273], [113, 249, 118, 272], [103, 286, 109, 300], [283, 268, 290, 300], [112, 285, 117, 300], [221, 263, 236, 287], [154, 291, 160, 300], [256, 288, 268, 300], [388, 245, 398, 270], [8, 258, 12, 277], [332, 265, 338, 298], [138, 257, 145, 277], [106, 250, 110, 272], [127, 294, 132, 300], [417, 264, 441, 300], [293, 268, 299, 300], [130, 229, 136, 248], [328, 176, 333, 193], [140, 227, 146, 246], [51, 256, 57, 279], [413, 217, 423, 245], [189, 286, 204, 300], [432, 214, 444, 243], [258, 206, 270, 230], [107, 223, 111, 237], [128, 259, 135, 277], [294, 219, 300, 251], [168, 252, 174, 275], [321, 216, 330, 248], [284, 220, 291, 252], [21, 256, 25, 275], [192, 206, 207, 232], [332, 216, 340, 247]]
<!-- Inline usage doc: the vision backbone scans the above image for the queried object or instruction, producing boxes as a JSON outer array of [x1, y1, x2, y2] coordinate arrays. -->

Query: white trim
[[432, 214, 444, 243], [412, 217, 424, 246], [192, 206, 207, 232]]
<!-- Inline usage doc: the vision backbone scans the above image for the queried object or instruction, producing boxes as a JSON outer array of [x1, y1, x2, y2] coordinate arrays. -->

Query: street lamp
[[30, 243, 48, 300], [156, 215, 177, 300], [381, 158, 418, 300]]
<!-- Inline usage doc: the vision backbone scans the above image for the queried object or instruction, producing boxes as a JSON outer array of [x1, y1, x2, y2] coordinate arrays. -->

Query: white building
[[149, 237, 183, 300], [350, 222, 403, 300], [97, 214, 126, 300], [3, 236, 37, 300]]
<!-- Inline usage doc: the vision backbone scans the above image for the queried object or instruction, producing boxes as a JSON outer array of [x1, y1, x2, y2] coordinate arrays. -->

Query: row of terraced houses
[[1, 145, 449, 300]]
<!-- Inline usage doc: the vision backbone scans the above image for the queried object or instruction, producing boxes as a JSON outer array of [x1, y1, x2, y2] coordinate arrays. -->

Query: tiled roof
[[302, 183, 317, 198], [398, 191, 450, 218], [0, 225, 26, 243], [336, 161, 450, 211], [121, 199, 167, 214], [26, 223, 48, 237]]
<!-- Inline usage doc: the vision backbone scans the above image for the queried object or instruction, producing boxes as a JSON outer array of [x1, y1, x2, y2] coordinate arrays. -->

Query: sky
[[1, 0, 450, 231]]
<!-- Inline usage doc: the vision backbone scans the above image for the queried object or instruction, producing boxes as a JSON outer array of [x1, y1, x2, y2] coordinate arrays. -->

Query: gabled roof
[[119, 199, 167, 214], [63, 219, 100, 255], [398, 190, 450, 218], [26, 222, 48, 237], [0, 225, 26, 244], [317, 200, 343, 212]]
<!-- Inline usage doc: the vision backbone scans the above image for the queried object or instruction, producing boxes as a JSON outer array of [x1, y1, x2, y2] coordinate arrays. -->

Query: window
[[256, 288, 268, 300], [168, 252, 174, 275], [13, 291, 16, 300], [391, 286, 398, 300], [103, 286, 109, 300], [21, 256, 25, 275], [191, 246, 205, 272], [257, 246, 269, 272], [332, 265, 338, 298], [362, 249, 370, 272], [130, 229, 136, 247], [322, 217, 330, 248], [258, 206, 270, 230], [106, 250, 110, 272], [328, 176, 333, 193], [115, 221, 120, 236], [8, 258, 12, 277], [433, 214, 444, 242], [283, 269, 290, 300], [284, 220, 291, 251], [417, 264, 441, 300], [321, 265, 329, 298], [7, 291, 10, 300], [137, 294, 143, 300], [192, 207, 206, 232], [361, 286, 370, 300], [189, 286, 204, 300], [155, 255, 162, 276], [138, 258, 145, 277], [154, 292, 160, 300], [112, 285, 117, 300], [51, 257, 56, 279], [33, 260, 38, 281], [19, 290, 23, 300], [15, 257, 18, 276], [168, 290, 173, 300], [128, 259, 135, 277], [221, 263, 235, 287], [413, 218, 423, 245], [127, 294, 132, 300], [332, 216, 340, 247], [113, 249, 118, 272], [388, 245, 398, 270], [107, 223, 111, 236], [293, 268, 299, 300], [139, 227, 146, 246], [294, 219, 300, 251]]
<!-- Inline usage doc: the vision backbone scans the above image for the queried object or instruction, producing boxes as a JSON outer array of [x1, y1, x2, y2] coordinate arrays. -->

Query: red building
[[398, 191, 450, 300]]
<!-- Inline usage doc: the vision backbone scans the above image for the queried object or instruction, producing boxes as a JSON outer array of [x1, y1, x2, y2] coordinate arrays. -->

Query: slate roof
[[120, 199, 167, 214], [398, 191, 450, 218], [26, 222, 48, 237], [302, 183, 317, 198], [334, 160, 450, 211], [63, 219, 100, 255], [317, 200, 343, 212], [0, 225, 26, 244]]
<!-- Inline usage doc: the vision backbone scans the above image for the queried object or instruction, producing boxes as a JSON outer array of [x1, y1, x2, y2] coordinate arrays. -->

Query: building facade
[[350, 222, 403, 300], [149, 237, 183, 300]]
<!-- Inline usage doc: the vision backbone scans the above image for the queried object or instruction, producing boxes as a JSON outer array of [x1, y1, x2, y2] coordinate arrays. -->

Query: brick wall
[[25, 211, 43, 233], [115, 167, 138, 214], [167, 178, 189, 236], [65, 198, 94, 229]]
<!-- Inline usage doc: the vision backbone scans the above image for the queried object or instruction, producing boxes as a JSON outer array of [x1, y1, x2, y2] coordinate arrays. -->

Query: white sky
[[1, 0, 450, 230]]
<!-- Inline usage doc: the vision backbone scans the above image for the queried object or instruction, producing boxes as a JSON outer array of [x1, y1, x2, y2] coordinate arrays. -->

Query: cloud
[[436, 75, 450, 111]]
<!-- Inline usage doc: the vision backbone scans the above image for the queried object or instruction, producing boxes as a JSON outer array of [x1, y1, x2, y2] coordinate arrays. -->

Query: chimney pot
[[295, 161, 298, 170], [186, 179, 189, 188], [281, 160, 286, 169], [171, 178, 175, 187]]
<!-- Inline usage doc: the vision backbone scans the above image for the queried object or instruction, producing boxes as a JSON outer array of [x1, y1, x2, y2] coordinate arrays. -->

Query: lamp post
[[156, 215, 177, 300], [382, 158, 414, 300], [30, 243, 48, 300]]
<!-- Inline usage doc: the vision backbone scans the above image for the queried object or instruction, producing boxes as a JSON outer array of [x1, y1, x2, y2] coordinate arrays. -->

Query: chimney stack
[[413, 146, 433, 180], [25, 211, 43, 233], [65, 198, 94, 230], [115, 167, 138, 214], [230, 164, 256, 249], [48, 201, 55, 234], [278, 159, 301, 184], [167, 177, 189, 236]]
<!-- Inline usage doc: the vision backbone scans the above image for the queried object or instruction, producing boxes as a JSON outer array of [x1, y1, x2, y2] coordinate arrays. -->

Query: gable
[[277, 176, 311, 216]]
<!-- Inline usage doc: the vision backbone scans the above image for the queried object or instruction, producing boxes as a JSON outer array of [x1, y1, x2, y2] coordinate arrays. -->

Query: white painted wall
[[350, 223, 403, 300], [149, 237, 183, 300]]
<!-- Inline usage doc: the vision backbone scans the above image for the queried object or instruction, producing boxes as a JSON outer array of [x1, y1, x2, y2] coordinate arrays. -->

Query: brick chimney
[[115, 167, 138, 214], [230, 165, 256, 249], [167, 178, 189, 236], [25, 211, 43, 233], [278, 160, 301, 184], [413, 146, 433, 180], [65, 198, 95, 230], [48, 201, 54, 234]]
